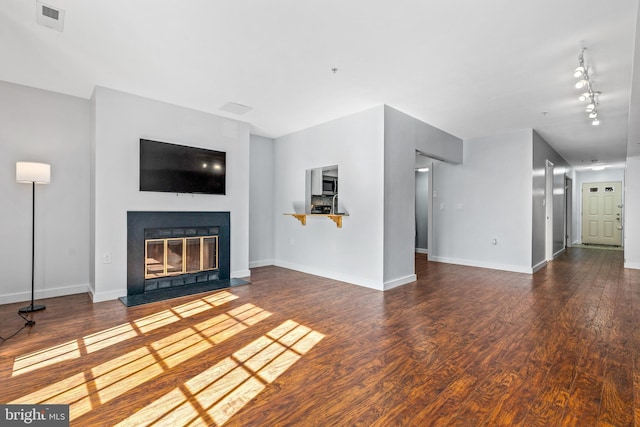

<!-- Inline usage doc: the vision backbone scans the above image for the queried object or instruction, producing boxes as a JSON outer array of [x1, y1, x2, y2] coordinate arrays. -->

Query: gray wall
[[0, 81, 91, 304], [268, 105, 462, 290], [249, 134, 275, 267], [273, 106, 386, 289], [431, 130, 533, 272], [383, 105, 463, 288], [625, 157, 640, 268], [91, 87, 250, 301], [532, 131, 570, 268]]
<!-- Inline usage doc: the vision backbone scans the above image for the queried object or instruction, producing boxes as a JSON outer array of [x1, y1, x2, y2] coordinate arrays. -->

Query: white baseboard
[[553, 248, 566, 259], [89, 287, 126, 303], [232, 269, 251, 279], [624, 262, 640, 270], [0, 283, 90, 306], [384, 274, 416, 290], [532, 260, 547, 273], [249, 259, 274, 268], [429, 256, 533, 274], [273, 260, 418, 292], [415, 248, 429, 255], [273, 259, 384, 290]]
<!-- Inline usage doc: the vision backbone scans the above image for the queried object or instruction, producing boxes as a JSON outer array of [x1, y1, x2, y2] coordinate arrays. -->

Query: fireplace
[[124, 211, 236, 306]]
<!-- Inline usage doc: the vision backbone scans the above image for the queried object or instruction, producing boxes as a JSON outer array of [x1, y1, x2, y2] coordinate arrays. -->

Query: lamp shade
[[16, 162, 51, 184]]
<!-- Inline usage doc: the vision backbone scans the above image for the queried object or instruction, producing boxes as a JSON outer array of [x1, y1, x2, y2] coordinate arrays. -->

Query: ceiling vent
[[219, 102, 253, 115], [36, 1, 65, 32]]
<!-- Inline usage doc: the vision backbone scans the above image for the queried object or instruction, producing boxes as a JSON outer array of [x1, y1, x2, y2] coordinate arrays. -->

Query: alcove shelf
[[284, 213, 348, 228]]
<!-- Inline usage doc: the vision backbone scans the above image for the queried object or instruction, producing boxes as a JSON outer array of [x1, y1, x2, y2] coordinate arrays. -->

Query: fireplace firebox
[[124, 211, 234, 306], [145, 233, 218, 279], [142, 226, 220, 292]]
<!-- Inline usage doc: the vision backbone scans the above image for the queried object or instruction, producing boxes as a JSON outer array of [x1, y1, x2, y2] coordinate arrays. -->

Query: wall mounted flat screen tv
[[140, 139, 226, 195]]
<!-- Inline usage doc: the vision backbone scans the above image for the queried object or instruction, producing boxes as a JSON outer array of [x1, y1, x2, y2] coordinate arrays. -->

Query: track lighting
[[573, 48, 602, 125]]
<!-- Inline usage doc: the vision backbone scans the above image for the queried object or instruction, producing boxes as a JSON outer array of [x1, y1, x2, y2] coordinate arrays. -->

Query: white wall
[[0, 81, 91, 304], [573, 167, 625, 245], [431, 130, 533, 273], [249, 134, 275, 267], [91, 87, 250, 302], [273, 106, 386, 289], [624, 157, 640, 269], [383, 106, 462, 288]]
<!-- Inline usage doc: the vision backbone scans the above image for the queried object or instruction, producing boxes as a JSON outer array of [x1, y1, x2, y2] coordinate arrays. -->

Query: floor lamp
[[16, 161, 50, 313]]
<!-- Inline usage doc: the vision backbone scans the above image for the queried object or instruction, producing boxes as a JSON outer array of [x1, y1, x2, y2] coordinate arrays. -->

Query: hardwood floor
[[0, 247, 638, 426]]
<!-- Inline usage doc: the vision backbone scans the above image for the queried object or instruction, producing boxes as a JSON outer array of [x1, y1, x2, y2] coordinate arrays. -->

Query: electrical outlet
[[103, 252, 112, 264]]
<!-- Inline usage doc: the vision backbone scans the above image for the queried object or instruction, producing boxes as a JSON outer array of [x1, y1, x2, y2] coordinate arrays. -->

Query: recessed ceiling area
[[1, 1, 638, 165]]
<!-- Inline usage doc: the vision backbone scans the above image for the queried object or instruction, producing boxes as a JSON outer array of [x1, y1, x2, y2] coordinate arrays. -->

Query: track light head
[[575, 79, 587, 89], [573, 47, 602, 126]]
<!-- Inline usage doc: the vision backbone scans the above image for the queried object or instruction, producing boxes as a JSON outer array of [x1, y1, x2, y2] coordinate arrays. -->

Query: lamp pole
[[16, 162, 49, 313], [19, 181, 46, 313]]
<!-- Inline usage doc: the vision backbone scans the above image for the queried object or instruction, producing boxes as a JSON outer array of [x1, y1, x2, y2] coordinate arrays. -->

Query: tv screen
[[139, 139, 226, 195]]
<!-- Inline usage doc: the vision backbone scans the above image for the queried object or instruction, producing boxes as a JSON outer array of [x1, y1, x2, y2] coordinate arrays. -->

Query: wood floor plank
[[0, 247, 635, 426]]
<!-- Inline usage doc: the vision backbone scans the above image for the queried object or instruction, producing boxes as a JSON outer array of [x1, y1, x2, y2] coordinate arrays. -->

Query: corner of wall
[[383, 274, 417, 290]]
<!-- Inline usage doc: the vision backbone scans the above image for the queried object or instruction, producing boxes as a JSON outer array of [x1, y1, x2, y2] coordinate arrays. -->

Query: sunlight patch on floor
[[11, 291, 238, 376], [12, 340, 82, 376], [115, 320, 325, 426], [9, 296, 268, 422]]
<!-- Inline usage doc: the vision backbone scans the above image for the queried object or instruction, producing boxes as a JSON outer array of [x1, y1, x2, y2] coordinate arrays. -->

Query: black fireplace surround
[[122, 211, 238, 306]]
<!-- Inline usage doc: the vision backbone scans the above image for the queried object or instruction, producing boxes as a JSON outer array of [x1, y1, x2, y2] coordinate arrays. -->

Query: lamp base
[[18, 304, 46, 313]]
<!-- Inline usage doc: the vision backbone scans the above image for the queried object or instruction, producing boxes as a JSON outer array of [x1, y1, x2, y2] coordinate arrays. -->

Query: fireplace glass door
[[145, 236, 218, 279], [202, 237, 217, 270], [185, 238, 201, 273]]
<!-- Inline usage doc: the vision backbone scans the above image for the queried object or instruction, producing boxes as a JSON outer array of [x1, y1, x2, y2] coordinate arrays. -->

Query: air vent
[[36, 1, 65, 32], [42, 5, 59, 20], [219, 102, 253, 115]]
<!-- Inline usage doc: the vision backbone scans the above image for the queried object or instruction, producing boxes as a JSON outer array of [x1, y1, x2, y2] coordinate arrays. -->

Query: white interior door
[[545, 160, 554, 261], [581, 181, 622, 246], [565, 177, 572, 247]]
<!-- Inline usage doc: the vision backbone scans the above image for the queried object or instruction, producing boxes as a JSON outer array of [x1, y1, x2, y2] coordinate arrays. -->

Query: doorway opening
[[415, 152, 439, 261]]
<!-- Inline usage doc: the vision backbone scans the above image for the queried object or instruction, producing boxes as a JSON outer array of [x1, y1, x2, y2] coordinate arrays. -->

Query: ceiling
[[2, 0, 639, 166]]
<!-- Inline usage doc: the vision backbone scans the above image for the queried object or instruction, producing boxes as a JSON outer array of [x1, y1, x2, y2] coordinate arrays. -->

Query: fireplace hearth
[[122, 211, 244, 306]]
